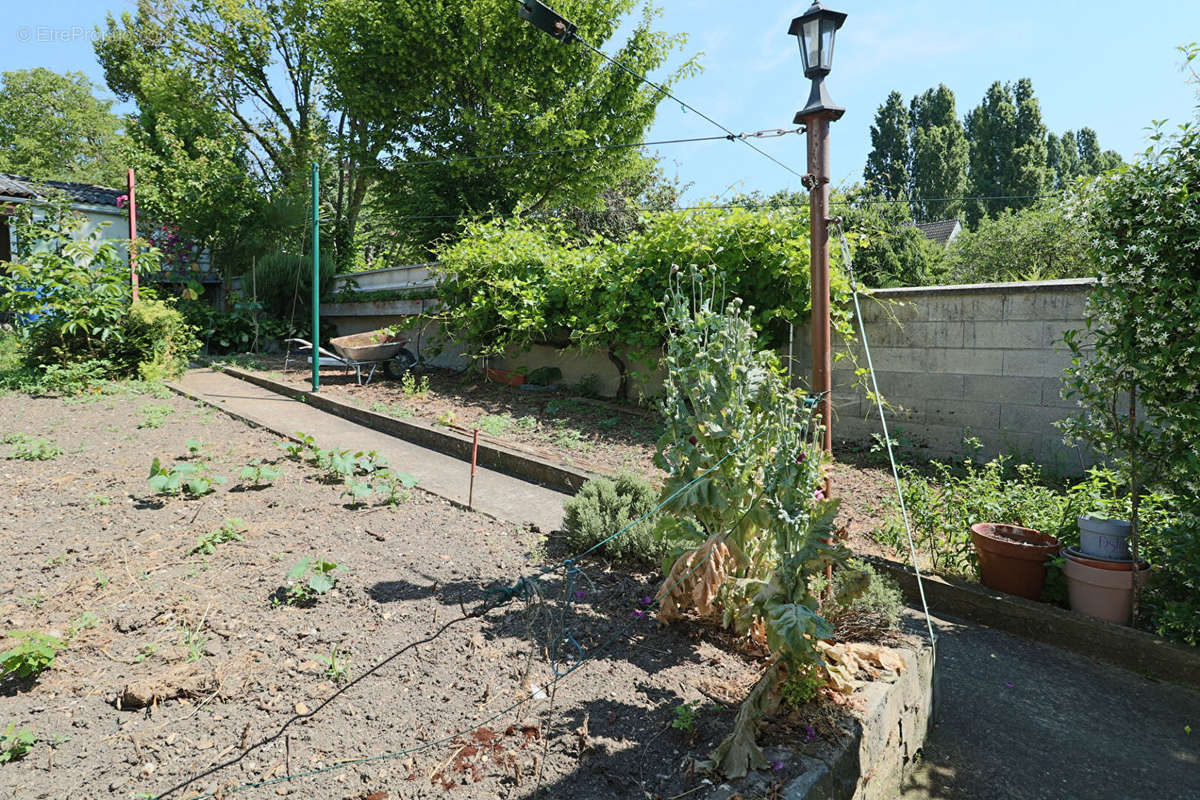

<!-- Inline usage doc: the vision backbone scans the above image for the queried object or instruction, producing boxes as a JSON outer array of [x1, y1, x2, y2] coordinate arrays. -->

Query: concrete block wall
[[792, 278, 1096, 473]]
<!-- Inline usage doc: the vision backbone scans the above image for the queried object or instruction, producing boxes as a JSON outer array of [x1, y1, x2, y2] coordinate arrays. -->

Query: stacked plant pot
[[1062, 516, 1148, 625]]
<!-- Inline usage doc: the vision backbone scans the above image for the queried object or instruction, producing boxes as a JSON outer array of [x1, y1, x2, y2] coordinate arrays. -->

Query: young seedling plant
[[277, 557, 343, 606], [138, 404, 175, 429], [341, 480, 375, 507], [191, 519, 248, 555], [374, 469, 419, 506], [316, 646, 350, 684], [239, 459, 281, 488], [0, 631, 65, 680], [3, 433, 62, 461], [277, 432, 316, 462], [0, 724, 35, 763], [148, 458, 226, 498]]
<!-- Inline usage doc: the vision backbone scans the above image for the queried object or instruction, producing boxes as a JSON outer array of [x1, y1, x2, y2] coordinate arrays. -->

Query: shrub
[[436, 208, 855, 398], [0, 194, 199, 384], [253, 250, 334, 321], [563, 472, 662, 565], [114, 300, 199, 380], [1058, 80, 1200, 637]]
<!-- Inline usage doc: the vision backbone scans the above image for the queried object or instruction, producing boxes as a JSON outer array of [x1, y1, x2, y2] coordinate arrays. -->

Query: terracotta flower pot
[[1063, 552, 1149, 626], [970, 523, 1060, 600], [485, 367, 527, 387], [1077, 515, 1131, 560]]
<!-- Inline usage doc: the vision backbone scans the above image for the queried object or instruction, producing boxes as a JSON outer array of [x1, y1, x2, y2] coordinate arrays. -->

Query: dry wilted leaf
[[655, 534, 731, 623]]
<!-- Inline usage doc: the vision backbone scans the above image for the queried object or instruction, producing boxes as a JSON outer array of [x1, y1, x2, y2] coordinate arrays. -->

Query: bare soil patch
[[0, 386, 906, 800]]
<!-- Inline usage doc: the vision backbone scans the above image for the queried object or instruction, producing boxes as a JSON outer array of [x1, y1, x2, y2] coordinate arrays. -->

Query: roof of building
[[0, 173, 123, 208], [915, 218, 962, 246]]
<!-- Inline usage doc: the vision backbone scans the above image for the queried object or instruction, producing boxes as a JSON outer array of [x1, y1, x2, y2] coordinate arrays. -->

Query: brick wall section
[[791, 278, 1096, 473]]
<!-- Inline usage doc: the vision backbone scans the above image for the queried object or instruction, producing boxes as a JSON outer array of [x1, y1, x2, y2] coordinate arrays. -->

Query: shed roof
[[0, 173, 123, 208]]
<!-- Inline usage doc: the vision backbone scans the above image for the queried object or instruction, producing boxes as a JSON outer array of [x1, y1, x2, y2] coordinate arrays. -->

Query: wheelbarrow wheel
[[384, 348, 418, 379]]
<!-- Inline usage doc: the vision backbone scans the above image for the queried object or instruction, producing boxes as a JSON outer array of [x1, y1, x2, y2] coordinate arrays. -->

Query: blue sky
[[3, 1, 1198, 201]]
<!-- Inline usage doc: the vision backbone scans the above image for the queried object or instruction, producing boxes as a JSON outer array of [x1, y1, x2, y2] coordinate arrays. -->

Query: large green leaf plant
[[652, 269, 862, 777]]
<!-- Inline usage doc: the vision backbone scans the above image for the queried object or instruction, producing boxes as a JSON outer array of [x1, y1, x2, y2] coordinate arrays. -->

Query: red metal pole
[[806, 115, 833, 468], [127, 168, 139, 302], [468, 428, 480, 510]]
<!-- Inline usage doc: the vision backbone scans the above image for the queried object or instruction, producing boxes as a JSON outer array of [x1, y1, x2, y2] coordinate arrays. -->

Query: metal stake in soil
[[311, 161, 320, 393], [469, 428, 480, 509]]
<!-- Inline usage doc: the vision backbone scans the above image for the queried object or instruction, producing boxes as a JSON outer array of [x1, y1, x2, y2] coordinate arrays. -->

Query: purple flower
[[574, 590, 587, 600], [632, 610, 646, 619], [813, 489, 826, 502], [796, 452, 807, 464], [802, 725, 817, 743], [770, 759, 784, 771], [639, 596, 653, 607], [1004, 681, 1014, 688]]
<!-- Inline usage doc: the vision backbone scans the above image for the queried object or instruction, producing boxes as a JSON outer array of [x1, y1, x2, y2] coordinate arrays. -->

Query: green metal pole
[[311, 162, 320, 392]]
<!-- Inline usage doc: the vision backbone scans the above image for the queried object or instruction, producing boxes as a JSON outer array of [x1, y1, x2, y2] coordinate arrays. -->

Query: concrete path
[[174, 368, 1200, 799], [903, 612, 1200, 800], [170, 368, 569, 533]]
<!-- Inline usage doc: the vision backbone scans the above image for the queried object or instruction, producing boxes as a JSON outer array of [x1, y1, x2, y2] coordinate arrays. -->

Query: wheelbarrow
[[284, 329, 417, 385]]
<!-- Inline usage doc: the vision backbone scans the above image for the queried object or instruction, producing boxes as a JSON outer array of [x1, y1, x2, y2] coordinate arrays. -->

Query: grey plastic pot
[[1077, 515, 1131, 560]]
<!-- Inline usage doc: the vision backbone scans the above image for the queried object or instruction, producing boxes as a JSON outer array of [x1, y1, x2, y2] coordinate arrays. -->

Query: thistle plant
[[652, 269, 860, 778]]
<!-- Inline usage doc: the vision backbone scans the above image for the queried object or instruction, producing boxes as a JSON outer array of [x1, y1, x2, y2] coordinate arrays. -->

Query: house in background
[[914, 218, 962, 248], [0, 173, 128, 263], [0, 173, 218, 290]]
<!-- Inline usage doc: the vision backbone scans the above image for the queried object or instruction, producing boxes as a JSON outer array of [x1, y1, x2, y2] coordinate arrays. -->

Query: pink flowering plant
[[651, 268, 862, 777]]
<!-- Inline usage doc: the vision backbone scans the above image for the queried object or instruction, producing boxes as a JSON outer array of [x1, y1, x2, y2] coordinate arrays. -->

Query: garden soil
[[0, 387, 898, 800]]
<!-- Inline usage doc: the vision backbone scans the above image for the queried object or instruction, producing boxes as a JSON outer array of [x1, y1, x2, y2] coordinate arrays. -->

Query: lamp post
[[790, 1, 846, 466]]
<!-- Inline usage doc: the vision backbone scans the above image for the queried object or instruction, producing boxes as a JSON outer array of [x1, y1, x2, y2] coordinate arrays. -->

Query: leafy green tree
[[320, 0, 694, 254], [944, 198, 1089, 283], [1074, 127, 1123, 177], [965, 79, 1050, 224], [1048, 127, 1122, 190], [908, 85, 968, 222], [863, 91, 910, 201], [0, 68, 127, 186], [1046, 131, 1079, 190]]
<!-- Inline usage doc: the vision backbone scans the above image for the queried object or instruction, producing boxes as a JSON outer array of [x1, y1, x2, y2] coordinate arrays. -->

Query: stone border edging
[[220, 367, 598, 495], [706, 642, 934, 800], [862, 554, 1200, 690]]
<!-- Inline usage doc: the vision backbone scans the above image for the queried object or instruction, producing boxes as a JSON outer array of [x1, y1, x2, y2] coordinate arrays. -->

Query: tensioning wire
[[167, 403, 822, 800], [504, 0, 807, 182], [833, 218, 937, 647], [353, 129, 802, 171]]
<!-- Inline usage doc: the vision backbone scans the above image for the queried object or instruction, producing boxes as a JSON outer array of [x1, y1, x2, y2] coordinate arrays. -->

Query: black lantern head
[[519, 0, 578, 43], [789, 2, 847, 122], [789, 2, 847, 78]]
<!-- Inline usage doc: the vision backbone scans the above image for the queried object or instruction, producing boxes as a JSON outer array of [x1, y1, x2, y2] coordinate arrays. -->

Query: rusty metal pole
[[805, 114, 834, 476], [127, 168, 139, 302]]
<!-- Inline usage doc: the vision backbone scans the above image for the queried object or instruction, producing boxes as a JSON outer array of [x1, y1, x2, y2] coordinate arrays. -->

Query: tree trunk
[[607, 347, 629, 401]]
